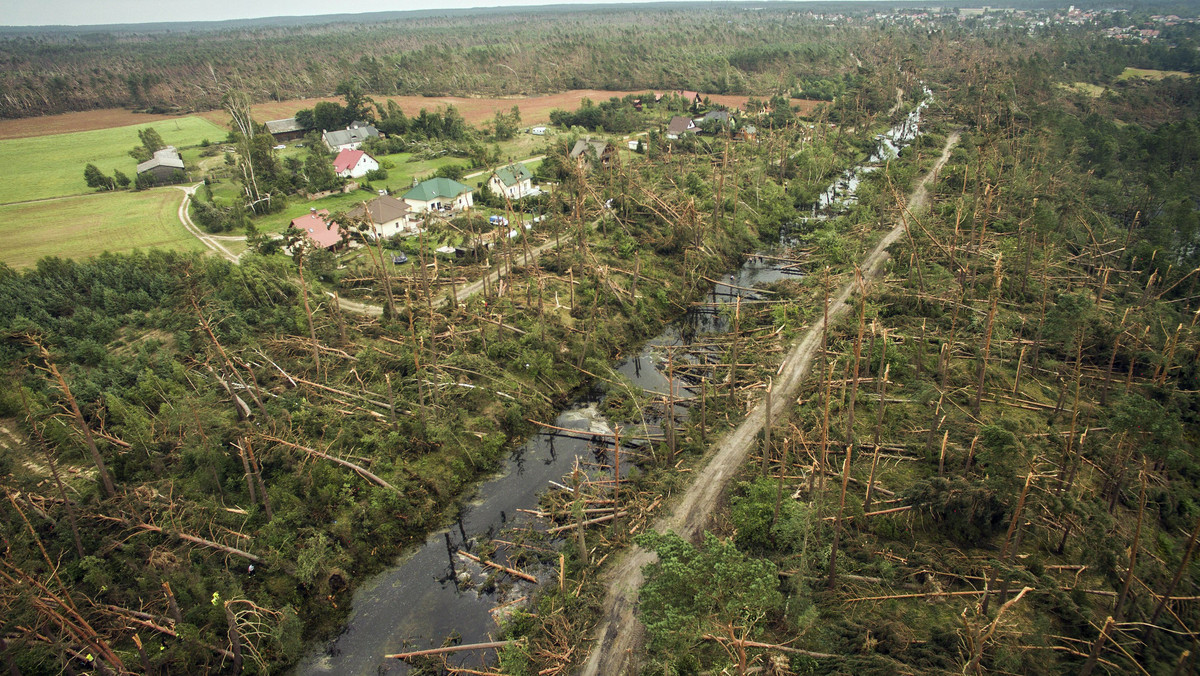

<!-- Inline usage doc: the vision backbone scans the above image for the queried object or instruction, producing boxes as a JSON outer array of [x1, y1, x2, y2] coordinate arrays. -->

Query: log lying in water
[[385, 640, 513, 660]]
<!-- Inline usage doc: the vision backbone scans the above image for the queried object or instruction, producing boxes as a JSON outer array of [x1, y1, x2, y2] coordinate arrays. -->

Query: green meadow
[[0, 189, 205, 269], [0, 116, 225, 204]]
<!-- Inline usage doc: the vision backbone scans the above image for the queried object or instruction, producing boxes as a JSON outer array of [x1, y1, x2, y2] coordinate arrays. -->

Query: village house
[[569, 138, 615, 168], [487, 163, 535, 200], [289, 209, 344, 250], [403, 177, 474, 216], [322, 121, 381, 152], [666, 115, 697, 139], [332, 149, 379, 179], [135, 146, 185, 182], [345, 195, 413, 239], [265, 117, 311, 143]]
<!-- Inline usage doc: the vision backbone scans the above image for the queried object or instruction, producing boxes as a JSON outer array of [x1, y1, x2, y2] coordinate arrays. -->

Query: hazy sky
[[0, 0, 707, 27]]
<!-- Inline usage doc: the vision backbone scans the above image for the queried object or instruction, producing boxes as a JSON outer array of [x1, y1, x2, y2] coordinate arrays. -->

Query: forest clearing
[[2, 3, 1200, 676]]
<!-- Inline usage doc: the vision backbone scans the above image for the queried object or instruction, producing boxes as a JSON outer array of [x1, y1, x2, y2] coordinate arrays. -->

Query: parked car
[[391, 253, 408, 265], [273, 144, 286, 150]]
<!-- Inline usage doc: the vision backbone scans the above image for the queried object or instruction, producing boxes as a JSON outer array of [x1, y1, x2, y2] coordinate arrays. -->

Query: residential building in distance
[[403, 177, 474, 215], [487, 163, 535, 200], [322, 121, 381, 151], [346, 195, 413, 238], [289, 209, 344, 250], [332, 149, 379, 179]]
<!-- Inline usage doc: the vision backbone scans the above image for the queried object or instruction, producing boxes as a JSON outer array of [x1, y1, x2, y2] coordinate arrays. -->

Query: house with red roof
[[332, 149, 379, 179], [289, 209, 344, 250]]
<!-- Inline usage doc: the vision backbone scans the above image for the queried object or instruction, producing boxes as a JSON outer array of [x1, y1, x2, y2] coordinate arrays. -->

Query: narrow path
[[577, 130, 960, 676], [175, 184, 241, 263]]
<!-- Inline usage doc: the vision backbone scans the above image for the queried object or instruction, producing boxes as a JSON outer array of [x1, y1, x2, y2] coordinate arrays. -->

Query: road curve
[[175, 184, 241, 263], [577, 130, 961, 676]]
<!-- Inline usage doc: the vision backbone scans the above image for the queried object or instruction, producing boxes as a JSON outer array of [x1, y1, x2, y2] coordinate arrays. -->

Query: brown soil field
[[0, 109, 185, 140], [0, 91, 825, 140], [198, 91, 823, 127]]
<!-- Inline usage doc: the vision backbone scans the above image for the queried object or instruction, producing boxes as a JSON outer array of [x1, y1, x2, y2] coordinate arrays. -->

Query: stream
[[295, 92, 930, 676]]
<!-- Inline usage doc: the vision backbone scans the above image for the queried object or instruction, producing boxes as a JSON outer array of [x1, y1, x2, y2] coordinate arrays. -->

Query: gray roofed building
[[323, 123, 381, 151], [265, 117, 310, 141], [568, 139, 614, 168], [136, 146, 185, 182]]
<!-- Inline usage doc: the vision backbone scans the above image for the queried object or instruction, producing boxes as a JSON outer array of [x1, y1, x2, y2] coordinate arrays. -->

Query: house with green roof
[[486, 163, 535, 200], [402, 177, 474, 215]]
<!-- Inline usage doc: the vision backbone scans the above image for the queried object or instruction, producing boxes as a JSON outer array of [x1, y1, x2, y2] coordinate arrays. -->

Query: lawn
[[0, 116, 226, 204], [0, 189, 206, 269]]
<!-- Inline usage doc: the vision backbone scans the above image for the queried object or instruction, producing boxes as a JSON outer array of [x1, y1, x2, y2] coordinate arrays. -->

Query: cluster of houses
[[287, 160, 541, 251], [666, 109, 756, 141]]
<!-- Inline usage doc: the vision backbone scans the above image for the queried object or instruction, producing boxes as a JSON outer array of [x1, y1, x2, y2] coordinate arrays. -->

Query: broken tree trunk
[[259, 435, 396, 492]]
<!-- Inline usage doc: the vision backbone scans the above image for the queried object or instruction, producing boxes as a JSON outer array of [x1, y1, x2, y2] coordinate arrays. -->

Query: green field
[[0, 116, 225, 204], [0, 189, 205, 269], [1117, 67, 1194, 81]]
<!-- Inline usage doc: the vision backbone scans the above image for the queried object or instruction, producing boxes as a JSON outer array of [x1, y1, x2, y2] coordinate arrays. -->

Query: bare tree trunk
[[982, 466, 1034, 616], [224, 603, 243, 674], [1144, 513, 1200, 643], [1079, 616, 1114, 676], [973, 255, 1003, 415], [1114, 464, 1147, 621], [828, 448, 852, 590], [297, 256, 321, 376], [28, 339, 116, 498]]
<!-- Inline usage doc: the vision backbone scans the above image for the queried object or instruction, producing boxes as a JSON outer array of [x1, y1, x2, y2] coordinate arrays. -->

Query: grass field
[[1117, 67, 1194, 81], [0, 189, 205, 269], [0, 116, 225, 204]]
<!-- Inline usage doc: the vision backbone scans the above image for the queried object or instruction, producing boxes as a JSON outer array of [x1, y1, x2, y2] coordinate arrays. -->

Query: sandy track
[[175, 184, 241, 263], [578, 130, 961, 676]]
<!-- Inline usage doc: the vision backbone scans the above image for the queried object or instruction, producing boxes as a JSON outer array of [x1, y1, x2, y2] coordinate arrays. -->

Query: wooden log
[[545, 512, 628, 534], [457, 550, 538, 584], [260, 435, 396, 491], [386, 640, 514, 660]]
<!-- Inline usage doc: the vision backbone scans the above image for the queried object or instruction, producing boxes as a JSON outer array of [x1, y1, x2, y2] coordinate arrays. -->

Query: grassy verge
[[0, 189, 205, 269]]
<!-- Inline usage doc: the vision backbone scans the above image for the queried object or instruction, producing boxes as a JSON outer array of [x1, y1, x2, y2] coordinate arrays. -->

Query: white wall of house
[[487, 174, 533, 200], [404, 192, 474, 215], [338, 154, 379, 179]]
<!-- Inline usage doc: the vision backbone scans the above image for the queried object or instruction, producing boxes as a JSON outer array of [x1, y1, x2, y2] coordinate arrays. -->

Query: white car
[[273, 144, 286, 150]]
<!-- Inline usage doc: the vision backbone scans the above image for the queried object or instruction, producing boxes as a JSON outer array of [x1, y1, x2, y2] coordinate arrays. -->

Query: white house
[[346, 195, 413, 238], [486, 163, 535, 200], [402, 177, 474, 215], [322, 121, 381, 152], [332, 149, 379, 179]]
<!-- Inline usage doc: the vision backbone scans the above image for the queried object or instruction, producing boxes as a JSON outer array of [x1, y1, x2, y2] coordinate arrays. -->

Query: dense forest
[[3, 2, 1200, 675]]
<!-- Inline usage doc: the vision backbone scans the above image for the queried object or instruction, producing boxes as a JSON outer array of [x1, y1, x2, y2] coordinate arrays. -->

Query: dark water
[[295, 95, 930, 676]]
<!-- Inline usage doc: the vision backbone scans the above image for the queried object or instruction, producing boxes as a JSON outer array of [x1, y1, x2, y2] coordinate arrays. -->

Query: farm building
[[403, 177, 474, 215], [332, 149, 379, 179], [135, 146, 185, 183], [346, 195, 413, 239], [265, 117, 310, 142], [487, 163, 535, 200]]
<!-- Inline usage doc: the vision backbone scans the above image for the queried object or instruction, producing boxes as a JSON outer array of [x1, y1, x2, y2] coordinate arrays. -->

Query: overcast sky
[[0, 0, 712, 27]]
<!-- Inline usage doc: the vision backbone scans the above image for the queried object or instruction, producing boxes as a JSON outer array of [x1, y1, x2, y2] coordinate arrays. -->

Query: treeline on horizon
[[0, 3, 1195, 120]]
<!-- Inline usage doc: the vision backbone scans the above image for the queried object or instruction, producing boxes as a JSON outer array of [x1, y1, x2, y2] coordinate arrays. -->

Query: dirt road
[[577, 130, 961, 676], [175, 184, 242, 263]]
